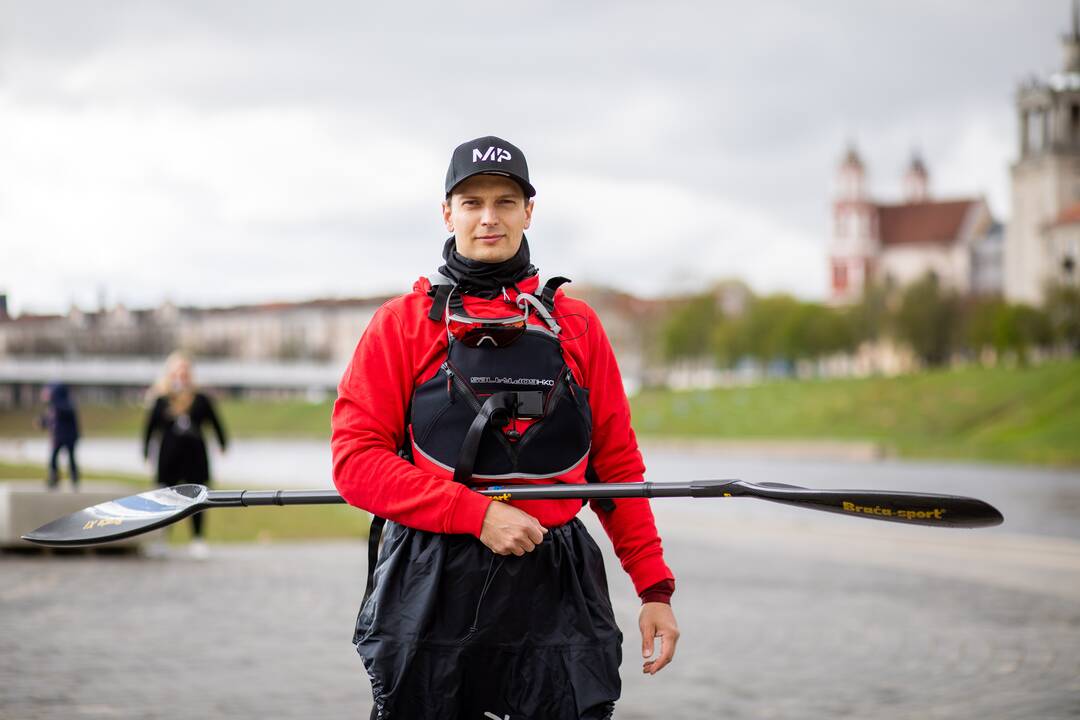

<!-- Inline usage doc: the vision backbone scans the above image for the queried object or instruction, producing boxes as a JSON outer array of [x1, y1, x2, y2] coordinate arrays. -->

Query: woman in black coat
[[143, 353, 227, 550]]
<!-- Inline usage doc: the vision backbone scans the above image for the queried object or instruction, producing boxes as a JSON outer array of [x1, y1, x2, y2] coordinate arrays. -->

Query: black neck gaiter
[[438, 235, 537, 299]]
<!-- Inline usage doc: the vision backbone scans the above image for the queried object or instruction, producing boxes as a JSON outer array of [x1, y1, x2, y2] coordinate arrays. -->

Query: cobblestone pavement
[[3, 507, 1080, 719]]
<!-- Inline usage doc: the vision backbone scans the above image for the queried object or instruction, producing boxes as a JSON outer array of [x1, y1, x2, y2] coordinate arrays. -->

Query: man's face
[[442, 174, 533, 263]]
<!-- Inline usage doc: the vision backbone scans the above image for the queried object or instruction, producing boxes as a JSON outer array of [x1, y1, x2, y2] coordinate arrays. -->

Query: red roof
[[877, 200, 976, 247], [1053, 201, 1080, 227]]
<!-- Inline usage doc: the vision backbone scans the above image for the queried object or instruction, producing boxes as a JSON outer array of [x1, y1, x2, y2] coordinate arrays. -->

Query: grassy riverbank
[[3, 359, 1078, 466], [633, 358, 1080, 466]]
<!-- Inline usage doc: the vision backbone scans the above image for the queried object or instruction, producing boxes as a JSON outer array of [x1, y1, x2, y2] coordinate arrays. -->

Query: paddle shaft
[[202, 481, 731, 508], [200, 480, 1002, 529]]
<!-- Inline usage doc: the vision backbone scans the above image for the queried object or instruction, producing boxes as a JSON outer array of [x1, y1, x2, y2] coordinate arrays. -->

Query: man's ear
[[523, 198, 534, 230], [442, 198, 454, 232]]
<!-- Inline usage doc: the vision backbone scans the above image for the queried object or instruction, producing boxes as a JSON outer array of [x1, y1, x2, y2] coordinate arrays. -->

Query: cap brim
[[447, 170, 535, 198]]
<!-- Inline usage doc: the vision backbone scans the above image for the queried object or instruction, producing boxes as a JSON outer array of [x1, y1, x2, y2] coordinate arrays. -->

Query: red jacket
[[331, 274, 674, 597]]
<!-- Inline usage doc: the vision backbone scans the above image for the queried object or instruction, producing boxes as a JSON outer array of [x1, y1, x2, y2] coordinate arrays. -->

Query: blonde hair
[[149, 351, 196, 416]]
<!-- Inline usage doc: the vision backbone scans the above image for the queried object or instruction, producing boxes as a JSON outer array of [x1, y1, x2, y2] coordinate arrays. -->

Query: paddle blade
[[746, 483, 1004, 529], [21, 484, 209, 547]]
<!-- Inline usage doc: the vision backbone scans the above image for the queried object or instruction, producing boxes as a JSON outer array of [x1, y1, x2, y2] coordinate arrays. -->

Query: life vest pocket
[[514, 372, 592, 476], [411, 366, 460, 449]]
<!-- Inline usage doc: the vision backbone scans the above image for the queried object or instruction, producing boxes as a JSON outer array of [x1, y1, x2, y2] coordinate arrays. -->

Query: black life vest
[[409, 278, 593, 486]]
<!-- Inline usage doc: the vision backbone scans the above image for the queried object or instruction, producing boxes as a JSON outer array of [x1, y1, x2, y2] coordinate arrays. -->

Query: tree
[[964, 297, 1007, 355], [1045, 282, 1080, 351], [848, 281, 891, 345], [661, 293, 721, 360], [1012, 304, 1054, 349], [708, 294, 854, 367], [894, 272, 960, 366], [957, 295, 1053, 364]]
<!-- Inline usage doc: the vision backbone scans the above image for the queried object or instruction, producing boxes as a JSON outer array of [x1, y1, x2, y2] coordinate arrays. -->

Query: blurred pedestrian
[[143, 352, 227, 558], [38, 382, 80, 490]]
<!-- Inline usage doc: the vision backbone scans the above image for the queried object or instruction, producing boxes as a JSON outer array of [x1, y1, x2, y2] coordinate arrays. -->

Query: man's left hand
[[639, 602, 679, 675]]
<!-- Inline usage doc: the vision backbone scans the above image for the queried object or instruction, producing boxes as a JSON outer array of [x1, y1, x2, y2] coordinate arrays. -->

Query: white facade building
[[1005, 4, 1080, 304]]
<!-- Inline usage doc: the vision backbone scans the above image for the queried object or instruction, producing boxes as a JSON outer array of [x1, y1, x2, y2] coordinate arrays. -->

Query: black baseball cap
[[445, 135, 535, 198]]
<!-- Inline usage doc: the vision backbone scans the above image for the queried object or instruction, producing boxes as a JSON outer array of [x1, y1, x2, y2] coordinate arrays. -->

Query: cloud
[[0, 0, 1067, 314], [537, 172, 825, 298]]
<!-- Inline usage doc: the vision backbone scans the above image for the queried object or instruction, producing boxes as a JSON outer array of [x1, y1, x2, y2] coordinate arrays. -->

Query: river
[[1, 436, 1078, 541]]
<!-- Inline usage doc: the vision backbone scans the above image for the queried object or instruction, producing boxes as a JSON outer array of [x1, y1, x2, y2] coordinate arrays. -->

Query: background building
[[1006, 4, 1080, 304], [0, 288, 656, 407], [1046, 202, 1080, 287], [0, 298, 386, 364], [0, 296, 387, 407], [828, 148, 999, 304]]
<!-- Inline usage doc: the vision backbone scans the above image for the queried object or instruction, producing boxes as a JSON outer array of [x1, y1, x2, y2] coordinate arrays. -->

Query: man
[[331, 136, 678, 719]]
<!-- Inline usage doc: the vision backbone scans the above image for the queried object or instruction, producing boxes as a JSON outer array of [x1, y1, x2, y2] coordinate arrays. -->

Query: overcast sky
[[0, 1, 1067, 315]]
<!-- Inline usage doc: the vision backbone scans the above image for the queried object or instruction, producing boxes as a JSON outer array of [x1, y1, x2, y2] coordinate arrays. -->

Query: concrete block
[[0, 481, 163, 549]]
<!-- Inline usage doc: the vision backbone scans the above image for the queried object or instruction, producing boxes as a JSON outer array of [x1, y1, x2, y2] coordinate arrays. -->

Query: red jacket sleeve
[[331, 302, 492, 536], [579, 305, 675, 597]]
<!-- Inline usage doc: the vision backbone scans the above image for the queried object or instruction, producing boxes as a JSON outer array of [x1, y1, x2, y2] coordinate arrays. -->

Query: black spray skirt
[[356, 518, 622, 720]]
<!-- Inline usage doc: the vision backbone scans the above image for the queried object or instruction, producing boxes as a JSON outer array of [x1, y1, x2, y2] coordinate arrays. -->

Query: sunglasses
[[446, 310, 529, 348], [443, 287, 563, 348]]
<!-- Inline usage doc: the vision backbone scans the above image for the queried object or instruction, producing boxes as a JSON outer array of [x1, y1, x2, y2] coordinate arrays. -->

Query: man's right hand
[[479, 501, 547, 556]]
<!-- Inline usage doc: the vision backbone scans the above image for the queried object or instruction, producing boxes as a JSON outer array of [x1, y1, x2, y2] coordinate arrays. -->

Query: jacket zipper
[[442, 362, 456, 403], [565, 367, 579, 402], [446, 361, 479, 412]]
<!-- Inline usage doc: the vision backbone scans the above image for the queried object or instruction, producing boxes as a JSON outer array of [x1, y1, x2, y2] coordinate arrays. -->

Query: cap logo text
[[473, 147, 512, 163]]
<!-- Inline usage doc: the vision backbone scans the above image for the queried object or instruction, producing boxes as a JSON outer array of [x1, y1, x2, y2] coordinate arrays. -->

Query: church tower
[[829, 145, 879, 303], [902, 152, 930, 203], [1005, 1, 1080, 304]]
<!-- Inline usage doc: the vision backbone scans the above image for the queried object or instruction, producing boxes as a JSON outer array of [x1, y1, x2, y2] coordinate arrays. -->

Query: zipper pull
[[565, 368, 579, 401], [443, 362, 456, 402]]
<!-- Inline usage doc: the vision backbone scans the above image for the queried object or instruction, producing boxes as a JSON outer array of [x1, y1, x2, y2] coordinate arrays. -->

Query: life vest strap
[[428, 283, 453, 322], [541, 276, 571, 312], [454, 392, 518, 486]]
